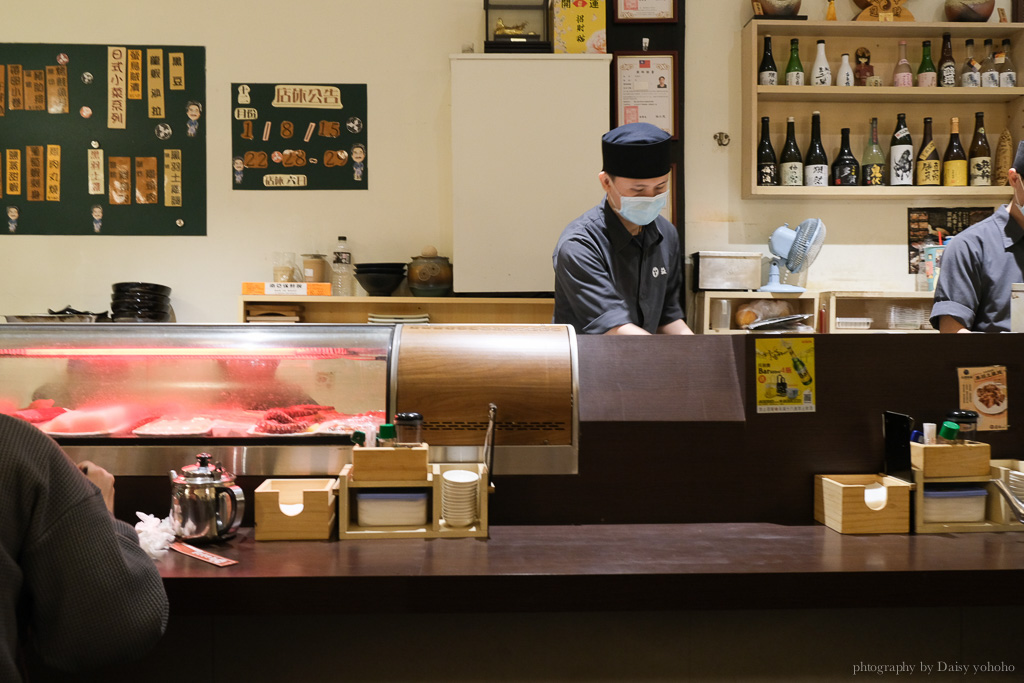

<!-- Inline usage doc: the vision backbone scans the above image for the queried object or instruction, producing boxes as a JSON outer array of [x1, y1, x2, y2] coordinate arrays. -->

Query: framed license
[[613, 51, 678, 138], [614, 0, 678, 22]]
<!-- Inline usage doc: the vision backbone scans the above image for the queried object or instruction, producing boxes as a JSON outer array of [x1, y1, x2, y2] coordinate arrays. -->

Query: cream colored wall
[[0, 0, 483, 322], [684, 0, 1014, 294]]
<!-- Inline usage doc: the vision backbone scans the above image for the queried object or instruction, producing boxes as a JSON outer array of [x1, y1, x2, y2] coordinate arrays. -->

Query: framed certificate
[[614, 0, 678, 22], [613, 51, 678, 138]]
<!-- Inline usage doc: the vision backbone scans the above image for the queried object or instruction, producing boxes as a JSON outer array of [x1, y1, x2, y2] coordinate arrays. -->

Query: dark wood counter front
[[161, 524, 1024, 615]]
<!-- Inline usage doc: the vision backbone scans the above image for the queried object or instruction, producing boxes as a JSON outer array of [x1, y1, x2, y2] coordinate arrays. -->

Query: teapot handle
[[215, 484, 245, 538]]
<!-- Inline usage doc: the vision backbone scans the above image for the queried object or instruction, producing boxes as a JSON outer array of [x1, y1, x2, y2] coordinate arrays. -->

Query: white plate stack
[[367, 313, 430, 325], [441, 469, 479, 528]]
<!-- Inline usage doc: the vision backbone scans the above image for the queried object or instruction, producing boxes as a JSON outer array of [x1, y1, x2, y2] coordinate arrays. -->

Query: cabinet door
[[451, 54, 611, 292]]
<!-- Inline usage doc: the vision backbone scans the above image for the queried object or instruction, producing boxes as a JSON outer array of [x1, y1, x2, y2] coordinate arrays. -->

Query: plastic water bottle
[[331, 235, 355, 296]]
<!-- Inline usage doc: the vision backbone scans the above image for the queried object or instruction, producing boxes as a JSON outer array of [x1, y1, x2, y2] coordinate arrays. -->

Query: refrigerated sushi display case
[[0, 323, 577, 476]]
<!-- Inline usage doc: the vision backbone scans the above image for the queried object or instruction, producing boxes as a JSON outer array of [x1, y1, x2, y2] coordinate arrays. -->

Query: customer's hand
[[78, 461, 115, 514]]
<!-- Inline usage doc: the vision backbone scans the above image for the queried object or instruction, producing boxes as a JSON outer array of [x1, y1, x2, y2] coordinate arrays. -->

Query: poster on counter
[[958, 365, 1007, 431], [230, 82, 367, 190], [755, 337, 816, 413], [0, 43, 206, 235]]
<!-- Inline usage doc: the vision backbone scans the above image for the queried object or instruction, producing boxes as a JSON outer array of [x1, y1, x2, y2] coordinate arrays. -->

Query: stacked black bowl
[[111, 282, 173, 322], [353, 262, 406, 296]]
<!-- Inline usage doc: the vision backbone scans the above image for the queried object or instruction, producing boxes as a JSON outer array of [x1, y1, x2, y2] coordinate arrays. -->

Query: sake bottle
[[811, 40, 831, 86], [981, 39, 999, 87], [889, 113, 914, 186], [759, 34, 778, 86], [917, 41, 937, 87], [893, 40, 913, 87], [861, 117, 886, 186], [780, 116, 804, 186], [943, 117, 968, 187], [785, 39, 804, 86], [998, 38, 1016, 87], [830, 127, 859, 186], [804, 111, 829, 186], [969, 111, 991, 186], [757, 116, 779, 186], [836, 53, 854, 87], [915, 117, 940, 186], [938, 33, 956, 87], [961, 39, 981, 87]]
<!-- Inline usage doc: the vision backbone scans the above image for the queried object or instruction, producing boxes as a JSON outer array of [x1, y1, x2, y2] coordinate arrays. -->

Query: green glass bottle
[[785, 38, 804, 86], [861, 117, 886, 186], [917, 40, 937, 87]]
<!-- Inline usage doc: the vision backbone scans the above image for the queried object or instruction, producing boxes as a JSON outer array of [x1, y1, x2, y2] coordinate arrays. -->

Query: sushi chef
[[931, 141, 1024, 333], [552, 122, 692, 335]]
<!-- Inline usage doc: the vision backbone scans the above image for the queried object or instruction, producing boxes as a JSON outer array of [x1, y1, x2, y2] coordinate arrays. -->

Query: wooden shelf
[[693, 290, 818, 335], [742, 20, 1024, 200], [239, 295, 554, 324], [820, 290, 937, 333]]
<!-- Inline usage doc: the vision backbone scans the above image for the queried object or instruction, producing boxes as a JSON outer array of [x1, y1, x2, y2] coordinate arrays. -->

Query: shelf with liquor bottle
[[742, 20, 1023, 199]]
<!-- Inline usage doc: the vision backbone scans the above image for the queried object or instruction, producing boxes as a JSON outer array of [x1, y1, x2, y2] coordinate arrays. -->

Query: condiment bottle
[[946, 410, 979, 443], [376, 423, 397, 447], [394, 412, 424, 446]]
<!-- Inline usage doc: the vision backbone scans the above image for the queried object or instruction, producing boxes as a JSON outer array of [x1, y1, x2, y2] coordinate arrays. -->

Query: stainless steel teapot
[[169, 453, 244, 544]]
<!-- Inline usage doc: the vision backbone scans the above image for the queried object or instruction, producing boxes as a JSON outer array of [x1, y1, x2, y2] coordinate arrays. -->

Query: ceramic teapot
[[169, 453, 244, 543]]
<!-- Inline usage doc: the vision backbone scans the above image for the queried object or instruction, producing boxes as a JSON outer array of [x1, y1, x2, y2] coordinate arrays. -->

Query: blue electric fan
[[758, 218, 826, 293]]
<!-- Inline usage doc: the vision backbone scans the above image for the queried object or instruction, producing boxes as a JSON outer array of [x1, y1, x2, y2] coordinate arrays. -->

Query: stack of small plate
[[441, 469, 479, 528], [111, 282, 173, 322], [367, 313, 429, 325]]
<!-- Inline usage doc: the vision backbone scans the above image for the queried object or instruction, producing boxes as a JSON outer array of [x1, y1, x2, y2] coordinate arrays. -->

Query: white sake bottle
[[811, 40, 832, 86], [836, 53, 854, 86]]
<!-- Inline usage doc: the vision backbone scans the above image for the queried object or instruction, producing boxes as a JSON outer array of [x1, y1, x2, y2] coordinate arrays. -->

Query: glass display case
[[0, 323, 578, 476]]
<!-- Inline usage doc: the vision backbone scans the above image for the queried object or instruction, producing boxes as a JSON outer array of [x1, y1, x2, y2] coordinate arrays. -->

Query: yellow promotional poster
[[755, 337, 816, 413], [552, 0, 606, 54], [958, 365, 1007, 431]]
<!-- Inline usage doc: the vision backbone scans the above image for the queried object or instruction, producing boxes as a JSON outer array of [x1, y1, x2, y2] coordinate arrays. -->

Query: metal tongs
[[483, 403, 497, 487]]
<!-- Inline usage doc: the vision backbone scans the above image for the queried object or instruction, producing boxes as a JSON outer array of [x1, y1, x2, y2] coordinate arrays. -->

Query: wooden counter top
[[161, 523, 1024, 615]]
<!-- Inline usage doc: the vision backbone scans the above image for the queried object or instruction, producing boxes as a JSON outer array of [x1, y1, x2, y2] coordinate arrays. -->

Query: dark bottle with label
[[861, 117, 885, 186], [943, 117, 968, 187], [804, 111, 828, 187], [759, 34, 778, 85], [830, 127, 859, 186], [969, 111, 991, 186], [779, 116, 803, 186], [889, 113, 914, 186], [915, 117, 940, 186], [757, 116, 778, 186], [938, 32, 956, 87]]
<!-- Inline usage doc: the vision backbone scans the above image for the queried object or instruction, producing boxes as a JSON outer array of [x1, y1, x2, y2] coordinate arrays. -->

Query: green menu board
[[230, 82, 367, 190], [0, 43, 206, 236]]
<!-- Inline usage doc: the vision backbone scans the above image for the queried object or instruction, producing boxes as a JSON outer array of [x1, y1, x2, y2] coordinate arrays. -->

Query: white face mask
[[613, 191, 668, 227]]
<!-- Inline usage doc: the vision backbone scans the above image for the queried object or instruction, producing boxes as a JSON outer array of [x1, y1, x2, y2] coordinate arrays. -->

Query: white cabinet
[[450, 54, 611, 292]]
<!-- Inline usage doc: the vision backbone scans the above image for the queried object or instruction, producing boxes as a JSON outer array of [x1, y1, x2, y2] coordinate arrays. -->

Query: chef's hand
[[78, 460, 115, 514]]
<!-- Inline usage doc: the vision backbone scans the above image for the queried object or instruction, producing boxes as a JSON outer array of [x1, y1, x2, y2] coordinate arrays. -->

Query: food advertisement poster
[[959, 365, 1007, 431], [0, 43, 206, 235], [907, 207, 992, 274], [755, 337, 816, 413], [231, 82, 367, 190]]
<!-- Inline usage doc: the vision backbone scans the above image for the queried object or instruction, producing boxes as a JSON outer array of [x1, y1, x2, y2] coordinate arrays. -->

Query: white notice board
[[450, 54, 612, 293]]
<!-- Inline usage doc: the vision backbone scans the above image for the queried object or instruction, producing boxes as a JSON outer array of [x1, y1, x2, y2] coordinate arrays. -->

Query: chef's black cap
[[602, 123, 672, 179], [1013, 141, 1024, 175]]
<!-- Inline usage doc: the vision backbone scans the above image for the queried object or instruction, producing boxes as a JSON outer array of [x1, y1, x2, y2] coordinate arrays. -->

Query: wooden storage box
[[351, 444, 429, 481], [814, 474, 911, 534], [910, 441, 991, 478], [254, 478, 337, 540]]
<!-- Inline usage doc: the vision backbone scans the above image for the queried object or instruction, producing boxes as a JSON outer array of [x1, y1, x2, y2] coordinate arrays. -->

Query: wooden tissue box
[[254, 478, 337, 540], [910, 441, 991, 478], [351, 444, 428, 481], [814, 474, 912, 534]]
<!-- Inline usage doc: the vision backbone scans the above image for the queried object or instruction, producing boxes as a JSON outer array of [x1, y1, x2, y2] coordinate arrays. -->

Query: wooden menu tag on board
[[751, 2, 764, 16]]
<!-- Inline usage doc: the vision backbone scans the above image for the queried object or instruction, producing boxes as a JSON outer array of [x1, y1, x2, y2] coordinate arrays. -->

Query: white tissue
[[863, 483, 888, 511], [134, 512, 176, 560]]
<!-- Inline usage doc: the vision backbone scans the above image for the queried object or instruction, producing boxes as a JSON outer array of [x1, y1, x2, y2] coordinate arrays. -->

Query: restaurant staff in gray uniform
[[931, 141, 1024, 333], [552, 122, 692, 335]]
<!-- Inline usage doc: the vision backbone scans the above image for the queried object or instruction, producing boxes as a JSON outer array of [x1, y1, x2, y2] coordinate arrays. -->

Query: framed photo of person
[[613, 51, 678, 138], [614, 0, 678, 22]]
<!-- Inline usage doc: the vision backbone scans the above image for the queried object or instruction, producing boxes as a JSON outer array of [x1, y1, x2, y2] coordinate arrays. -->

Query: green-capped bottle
[[785, 38, 804, 86]]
